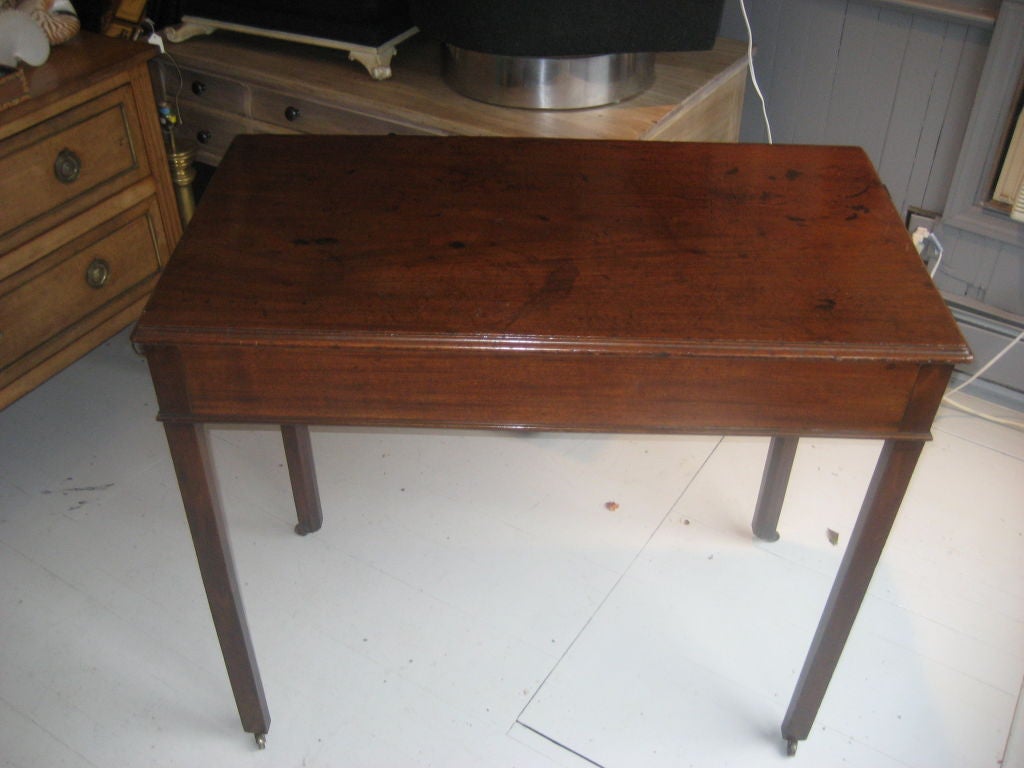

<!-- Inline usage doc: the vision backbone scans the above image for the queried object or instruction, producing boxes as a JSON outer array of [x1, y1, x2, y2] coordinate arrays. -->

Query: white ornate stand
[[166, 19, 418, 80]]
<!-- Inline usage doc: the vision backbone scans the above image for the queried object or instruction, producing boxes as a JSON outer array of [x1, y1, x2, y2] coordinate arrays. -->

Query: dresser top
[[3, 32, 155, 130], [162, 32, 748, 140]]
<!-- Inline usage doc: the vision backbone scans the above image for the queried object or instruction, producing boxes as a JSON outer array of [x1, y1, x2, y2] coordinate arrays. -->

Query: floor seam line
[[512, 437, 726, 727]]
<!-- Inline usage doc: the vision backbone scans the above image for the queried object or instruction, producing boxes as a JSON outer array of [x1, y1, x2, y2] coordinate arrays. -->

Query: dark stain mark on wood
[[506, 260, 579, 328]]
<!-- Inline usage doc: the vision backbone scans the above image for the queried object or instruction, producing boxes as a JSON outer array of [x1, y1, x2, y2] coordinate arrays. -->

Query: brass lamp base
[[167, 143, 197, 227]]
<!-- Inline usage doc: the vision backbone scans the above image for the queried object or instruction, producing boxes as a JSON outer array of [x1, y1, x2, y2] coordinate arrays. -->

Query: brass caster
[[254, 733, 267, 750], [786, 738, 798, 756]]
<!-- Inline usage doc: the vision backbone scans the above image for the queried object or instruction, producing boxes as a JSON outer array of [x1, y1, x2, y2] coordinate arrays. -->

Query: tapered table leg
[[281, 425, 323, 536], [164, 422, 270, 742], [752, 436, 799, 542], [781, 438, 925, 754]]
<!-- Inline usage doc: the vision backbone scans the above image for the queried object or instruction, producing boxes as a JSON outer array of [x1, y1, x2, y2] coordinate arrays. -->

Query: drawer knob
[[197, 129, 212, 144], [284, 106, 301, 122], [85, 258, 110, 289], [191, 80, 207, 96], [54, 149, 82, 184]]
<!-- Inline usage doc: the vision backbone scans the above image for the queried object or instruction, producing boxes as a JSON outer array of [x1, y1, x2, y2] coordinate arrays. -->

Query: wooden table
[[132, 135, 971, 754]]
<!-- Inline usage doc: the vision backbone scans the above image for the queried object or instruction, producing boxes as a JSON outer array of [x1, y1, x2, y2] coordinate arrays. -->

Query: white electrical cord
[[917, 230, 1024, 429], [943, 323, 1024, 431], [738, 0, 773, 144], [946, 326, 1024, 398], [942, 346, 1024, 429], [942, 389, 1024, 429], [927, 235, 943, 278]]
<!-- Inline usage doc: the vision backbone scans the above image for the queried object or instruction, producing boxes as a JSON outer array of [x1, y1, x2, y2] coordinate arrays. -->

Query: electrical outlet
[[906, 206, 940, 236], [905, 207, 941, 261]]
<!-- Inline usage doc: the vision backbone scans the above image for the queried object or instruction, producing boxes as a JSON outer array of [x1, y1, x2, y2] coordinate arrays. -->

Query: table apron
[[145, 344, 951, 438]]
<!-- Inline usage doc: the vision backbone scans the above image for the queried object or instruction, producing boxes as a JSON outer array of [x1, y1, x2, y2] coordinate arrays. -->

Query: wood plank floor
[[1, 330, 1021, 767]]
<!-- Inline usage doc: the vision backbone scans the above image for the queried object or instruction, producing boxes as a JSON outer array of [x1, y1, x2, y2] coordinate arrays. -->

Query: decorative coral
[[17, 0, 80, 46]]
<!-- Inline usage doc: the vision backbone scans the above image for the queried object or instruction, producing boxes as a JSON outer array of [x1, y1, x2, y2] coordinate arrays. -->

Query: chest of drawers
[[1, 32, 182, 409], [152, 33, 748, 166]]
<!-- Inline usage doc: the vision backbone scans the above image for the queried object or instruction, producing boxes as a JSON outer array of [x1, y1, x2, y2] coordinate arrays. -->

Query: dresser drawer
[[176, 102, 291, 166], [0, 86, 149, 246], [251, 88, 439, 136], [164, 63, 248, 115], [178, 103, 247, 164], [0, 202, 163, 372], [0, 33, 181, 410]]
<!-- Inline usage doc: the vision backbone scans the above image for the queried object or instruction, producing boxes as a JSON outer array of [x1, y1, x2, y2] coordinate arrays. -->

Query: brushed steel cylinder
[[443, 45, 655, 110]]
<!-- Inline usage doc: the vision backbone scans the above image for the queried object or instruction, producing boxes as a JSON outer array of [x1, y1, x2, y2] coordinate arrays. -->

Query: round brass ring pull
[[54, 148, 82, 183], [85, 258, 110, 289]]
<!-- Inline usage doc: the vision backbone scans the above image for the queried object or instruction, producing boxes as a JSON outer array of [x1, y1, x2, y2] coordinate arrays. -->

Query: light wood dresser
[[152, 33, 748, 166], [1, 32, 182, 409]]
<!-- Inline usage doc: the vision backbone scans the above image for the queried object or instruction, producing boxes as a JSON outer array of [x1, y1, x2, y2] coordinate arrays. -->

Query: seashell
[[15, 0, 78, 46], [0, 8, 50, 67]]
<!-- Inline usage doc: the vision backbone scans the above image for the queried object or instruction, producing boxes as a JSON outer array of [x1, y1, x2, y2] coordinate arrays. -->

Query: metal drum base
[[443, 46, 655, 110]]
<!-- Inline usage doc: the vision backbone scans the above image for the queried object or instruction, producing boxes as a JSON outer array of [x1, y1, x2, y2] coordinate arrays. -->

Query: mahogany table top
[[135, 135, 969, 365]]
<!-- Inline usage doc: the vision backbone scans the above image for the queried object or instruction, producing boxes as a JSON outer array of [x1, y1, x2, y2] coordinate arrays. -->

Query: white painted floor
[[1, 329, 1022, 768]]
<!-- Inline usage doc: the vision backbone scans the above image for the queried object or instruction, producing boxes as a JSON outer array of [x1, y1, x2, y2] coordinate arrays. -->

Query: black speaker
[[408, 0, 726, 57]]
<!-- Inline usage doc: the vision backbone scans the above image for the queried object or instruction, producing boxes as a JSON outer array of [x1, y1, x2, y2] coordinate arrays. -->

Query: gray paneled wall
[[717, 0, 1023, 397], [718, 0, 990, 217]]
